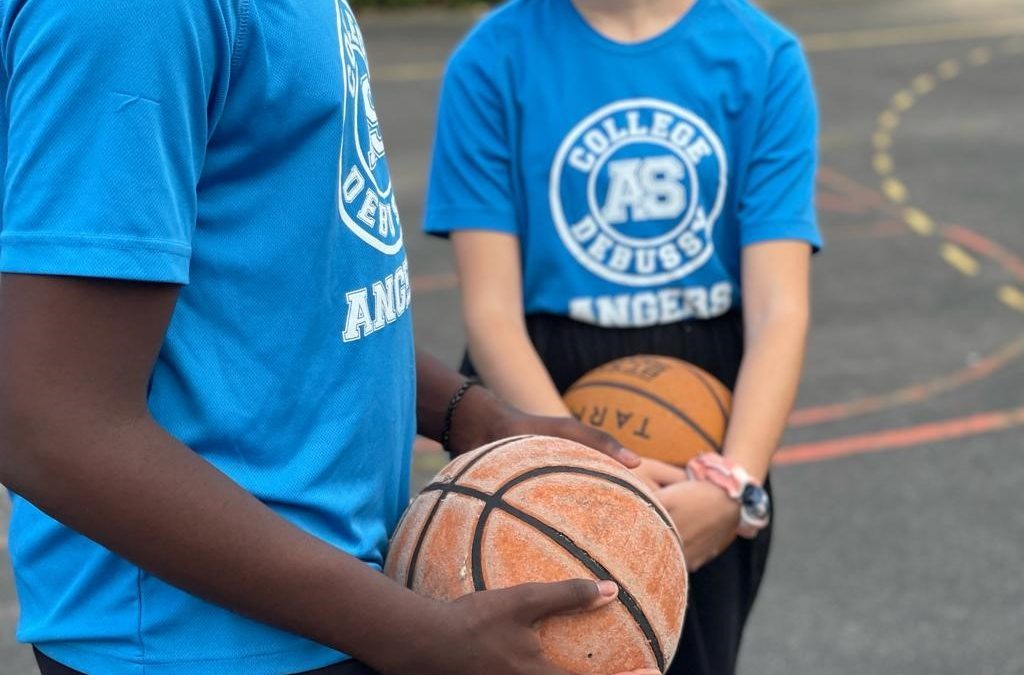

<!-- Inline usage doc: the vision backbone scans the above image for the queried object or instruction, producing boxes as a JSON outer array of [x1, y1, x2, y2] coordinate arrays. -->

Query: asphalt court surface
[[2, 1, 1024, 673]]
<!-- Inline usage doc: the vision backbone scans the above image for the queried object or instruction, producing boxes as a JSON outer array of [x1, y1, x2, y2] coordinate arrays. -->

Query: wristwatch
[[686, 453, 771, 539], [738, 481, 771, 539]]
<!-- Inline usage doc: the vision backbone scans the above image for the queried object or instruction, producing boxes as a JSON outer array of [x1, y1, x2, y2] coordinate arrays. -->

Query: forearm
[[0, 408, 437, 673], [722, 306, 809, 482], [464, 314, 569, 417], [415, 347, 566, 457], [416, 348, 475, 442]]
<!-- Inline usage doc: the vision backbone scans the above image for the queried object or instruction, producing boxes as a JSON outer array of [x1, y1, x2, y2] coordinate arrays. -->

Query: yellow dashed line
[[937, 58, 962, 79], [874, 45, 1024, 318], [967, 46, 994, 66], [873, 153, 894, 175], [940, 243, 980, 277], [998, 286, 1024, 312], [882, 178, 908, 203], [878, 110, 901, 130], [903, 208, 935, 236], [891, 90, 916, 111], [912, 74, 937, 95]]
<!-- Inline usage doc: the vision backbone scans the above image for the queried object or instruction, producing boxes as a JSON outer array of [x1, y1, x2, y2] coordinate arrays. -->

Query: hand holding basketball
[[498, 413, 642, 469], [422, 580, 661, 675], [449, 384, 642, 469], [655, 480, 740, 571], [387, 436, 687, 672]]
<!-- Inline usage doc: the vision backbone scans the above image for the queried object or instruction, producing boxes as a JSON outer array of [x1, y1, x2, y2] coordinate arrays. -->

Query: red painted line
[[824, 219, 910, 240], [790, 334, 1024, 427], [776, 406, 1024, 466], [817, 192, 877, 215], [817, 166, 891, 209], [943, 223, 1024, 282]]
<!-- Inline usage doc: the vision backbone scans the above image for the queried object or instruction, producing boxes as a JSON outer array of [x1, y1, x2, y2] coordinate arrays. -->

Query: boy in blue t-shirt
[[425, 1, 821, 673], [0, 2, 655, 674]]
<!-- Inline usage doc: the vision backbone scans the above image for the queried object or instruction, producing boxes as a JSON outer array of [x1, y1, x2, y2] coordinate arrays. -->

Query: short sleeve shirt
[[0, 1, 415, 672], [424, 0, 821, 328]]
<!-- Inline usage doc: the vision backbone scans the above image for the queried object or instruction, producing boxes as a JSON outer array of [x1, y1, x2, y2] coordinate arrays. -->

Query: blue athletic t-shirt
[[424, 0, 821, 328], [0, 1, 415, 673]]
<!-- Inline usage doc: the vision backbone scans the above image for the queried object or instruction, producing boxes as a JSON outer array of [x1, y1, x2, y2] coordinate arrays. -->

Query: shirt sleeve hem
[[0, 233, 191, 283], [422, 208, 518, 238], [740, 220, 823, 253]]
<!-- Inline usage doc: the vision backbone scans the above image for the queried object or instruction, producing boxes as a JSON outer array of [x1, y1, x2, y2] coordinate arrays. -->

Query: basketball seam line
[[423, 465, 674, 671], [681, 364, 730, 425], [478, 498, 667, 673], [402, 435, 536, 588], [491, 465, 677, 537], [566, 380, 722, 453], [423, 464, 679, 547], [452, 483, 667, 673]]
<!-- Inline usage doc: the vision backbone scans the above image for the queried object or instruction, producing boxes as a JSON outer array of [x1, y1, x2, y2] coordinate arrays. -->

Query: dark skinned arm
[[0, 274, 654, 675], [415, 348, 641, 465]]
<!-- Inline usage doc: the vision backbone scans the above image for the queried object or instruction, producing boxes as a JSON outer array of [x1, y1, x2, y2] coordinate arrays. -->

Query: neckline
[[564, 0, 706, 54]]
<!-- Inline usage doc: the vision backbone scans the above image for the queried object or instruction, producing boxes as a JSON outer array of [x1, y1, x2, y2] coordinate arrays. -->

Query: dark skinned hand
[[408, 580, 659, 675], [446, 384, 641, 469]]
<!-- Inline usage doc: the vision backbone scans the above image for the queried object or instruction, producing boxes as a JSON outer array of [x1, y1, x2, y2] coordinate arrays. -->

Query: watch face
[[741, 484, 771, 520]]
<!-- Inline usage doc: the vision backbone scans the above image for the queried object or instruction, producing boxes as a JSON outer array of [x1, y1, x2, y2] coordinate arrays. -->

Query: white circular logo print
[[334, 0, 403, 255], [549, 99, 728, 286]]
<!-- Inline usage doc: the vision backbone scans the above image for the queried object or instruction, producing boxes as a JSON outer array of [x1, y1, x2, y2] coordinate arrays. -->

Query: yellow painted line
[[891, 90, 915, 112], [967, 46, 994, 66], [872, 153, 894, 175], [912, 74, 937, 95], [882, 178, 908, 204], [872, 131, 892, 151], [998, 285, 1024, 312], [803, 17, 1024, 54], [940, 243, 980, 277], [937, 58, 962, 80], [878, 110, 901, 131], [903, 208, 935, 236]]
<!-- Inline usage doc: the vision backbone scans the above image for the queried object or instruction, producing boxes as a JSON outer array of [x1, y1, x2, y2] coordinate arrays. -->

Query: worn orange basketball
[[564, 355, 732, 465], [385, 435, 687, 674]]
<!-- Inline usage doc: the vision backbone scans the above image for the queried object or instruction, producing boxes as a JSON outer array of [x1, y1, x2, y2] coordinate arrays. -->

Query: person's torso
[[4, 1, 416, 672], [468, 0, 792, 327]]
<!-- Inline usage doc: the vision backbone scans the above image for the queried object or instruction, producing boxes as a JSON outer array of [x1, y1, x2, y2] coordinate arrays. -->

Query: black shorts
[[34, 648, 381, 675], [463, 311, 772, 675]]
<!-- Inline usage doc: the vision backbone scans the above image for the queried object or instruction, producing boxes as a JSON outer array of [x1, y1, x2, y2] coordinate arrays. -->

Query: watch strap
[[686, 453, 768, 540], [685, 452, 750, 500]]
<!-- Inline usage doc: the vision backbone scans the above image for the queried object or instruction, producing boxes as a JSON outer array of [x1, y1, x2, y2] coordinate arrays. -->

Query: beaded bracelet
[[441, 380, 478, 455]]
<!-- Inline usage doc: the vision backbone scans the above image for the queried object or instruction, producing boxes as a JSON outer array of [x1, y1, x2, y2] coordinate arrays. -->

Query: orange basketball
[[385, 435, 687, 674], [564, 355, 732, 465]]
